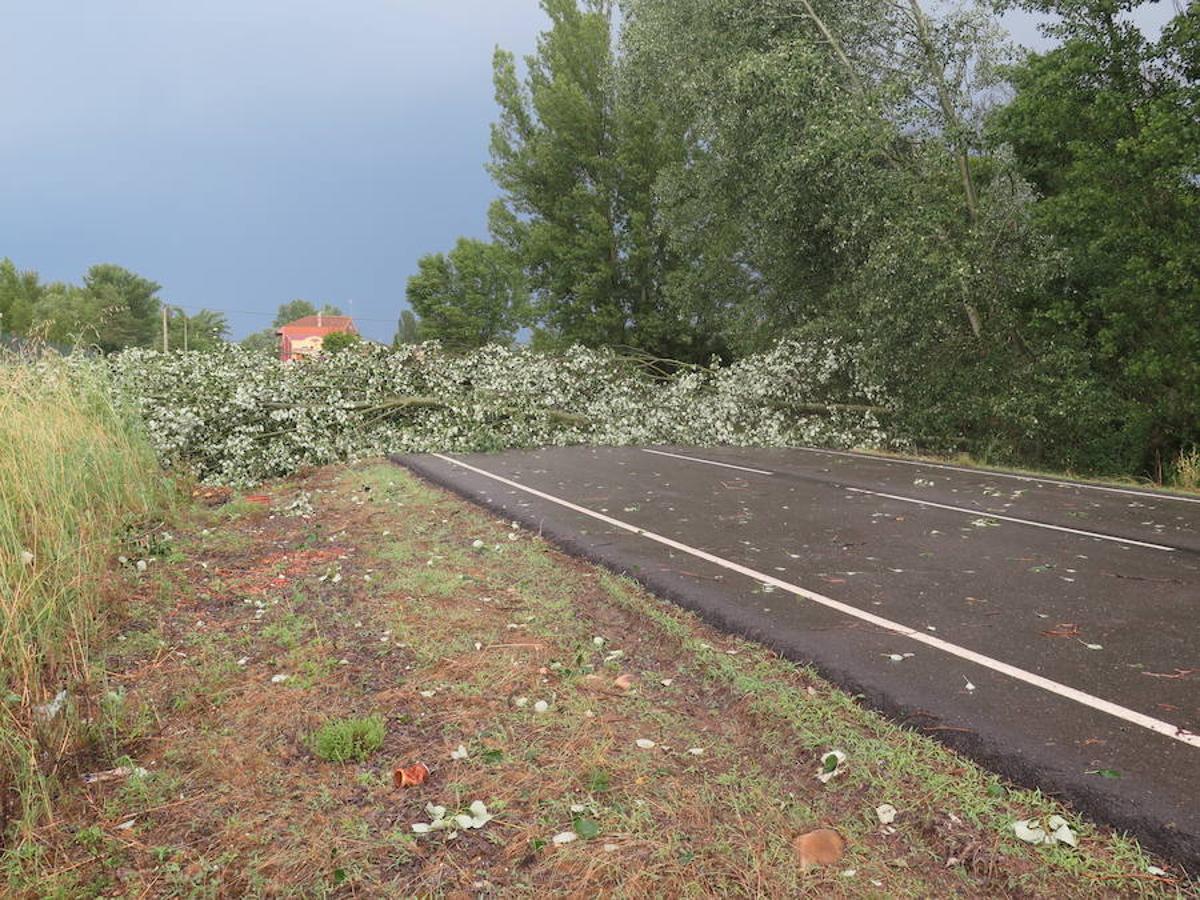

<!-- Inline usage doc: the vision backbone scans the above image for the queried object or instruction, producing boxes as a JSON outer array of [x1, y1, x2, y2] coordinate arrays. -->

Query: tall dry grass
[[1172, 446, 1200, 493], [0, 352, 171, 847]]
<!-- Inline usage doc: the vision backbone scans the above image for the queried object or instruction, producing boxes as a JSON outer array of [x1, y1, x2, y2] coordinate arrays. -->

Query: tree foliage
[[272, 299, 344, 328], [0, 259, 41, 336], [393, 309, 423, 346], [405, 238, 525, 348], [488, 0, 725, 360], [990, 0, 1200, 470], [321, 330, 362, 354], [168, 308, 230, 352]]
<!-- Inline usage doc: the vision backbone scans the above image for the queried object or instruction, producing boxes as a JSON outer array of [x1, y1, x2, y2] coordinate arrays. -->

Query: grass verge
[[5, 461, 1184, 896], [0, 353, 172, 852]]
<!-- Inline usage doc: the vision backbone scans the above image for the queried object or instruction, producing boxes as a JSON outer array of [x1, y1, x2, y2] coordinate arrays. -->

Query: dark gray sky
[[0, 2, 1179, 342]]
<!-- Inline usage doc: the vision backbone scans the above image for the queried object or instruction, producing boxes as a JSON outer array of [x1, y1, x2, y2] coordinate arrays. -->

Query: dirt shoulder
[[12, 462, 1186, 897]]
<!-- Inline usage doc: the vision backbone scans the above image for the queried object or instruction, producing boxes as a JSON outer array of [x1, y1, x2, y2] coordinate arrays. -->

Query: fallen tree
[[105, 340, 894, 485]]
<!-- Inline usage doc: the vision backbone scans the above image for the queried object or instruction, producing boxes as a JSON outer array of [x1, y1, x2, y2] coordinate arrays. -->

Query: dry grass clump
[[1172, 446, 1200, 492], [0, 351, 171, 847]]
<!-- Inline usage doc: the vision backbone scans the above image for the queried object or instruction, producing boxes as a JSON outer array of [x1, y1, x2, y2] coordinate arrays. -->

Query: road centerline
[[789, 445, 1200, 505], [642, 447, 774, 475], [642, 448, 1180, 552], [431, 452, 1200, 749]]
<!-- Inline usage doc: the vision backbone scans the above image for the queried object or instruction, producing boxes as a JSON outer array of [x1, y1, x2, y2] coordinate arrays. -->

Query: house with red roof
[[276, 314, 358, 362]]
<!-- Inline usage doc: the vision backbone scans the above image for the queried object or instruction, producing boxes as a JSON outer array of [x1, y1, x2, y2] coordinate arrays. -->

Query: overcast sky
[[0, 1, 1180, 342]]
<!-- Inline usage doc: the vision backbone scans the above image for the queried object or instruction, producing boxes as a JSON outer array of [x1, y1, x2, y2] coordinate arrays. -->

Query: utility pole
[[162, 305, 169, 352]]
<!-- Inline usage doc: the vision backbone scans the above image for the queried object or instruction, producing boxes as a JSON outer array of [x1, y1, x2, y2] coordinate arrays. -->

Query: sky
[[0, 1, 1181, 343]]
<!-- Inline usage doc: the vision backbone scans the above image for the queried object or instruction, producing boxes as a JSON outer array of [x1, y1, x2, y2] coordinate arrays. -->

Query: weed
[[1172, 446, 1200, 492], [308, 715, 386, 763]]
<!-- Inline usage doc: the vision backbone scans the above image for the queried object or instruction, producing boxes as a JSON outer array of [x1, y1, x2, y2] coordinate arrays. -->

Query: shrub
[[309, 715, 386, 763]]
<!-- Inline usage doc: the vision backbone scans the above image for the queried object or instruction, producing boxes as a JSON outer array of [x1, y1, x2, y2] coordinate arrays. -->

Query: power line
[[169, 302, 402, 324]]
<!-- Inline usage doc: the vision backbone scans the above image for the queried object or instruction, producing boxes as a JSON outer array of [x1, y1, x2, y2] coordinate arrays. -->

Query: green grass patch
[[308, 715, 386, 763]]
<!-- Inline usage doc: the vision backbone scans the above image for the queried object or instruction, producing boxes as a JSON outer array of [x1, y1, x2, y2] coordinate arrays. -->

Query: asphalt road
[[392, 445, 1200, 869]]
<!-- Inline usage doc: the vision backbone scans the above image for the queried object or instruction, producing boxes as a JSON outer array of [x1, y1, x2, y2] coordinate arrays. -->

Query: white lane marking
[[643, 447, 774, 476], [431, 454, 1199, 749], [642, 448, 1179, 552], [789, 445, 1200, 505], [843, 488, 1178, 553]]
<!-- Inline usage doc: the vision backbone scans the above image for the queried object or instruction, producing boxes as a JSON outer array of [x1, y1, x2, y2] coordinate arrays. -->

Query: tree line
[[0, 260, 231, 353], [0, 265, 366, 356], [407, 0, 1198, 478]]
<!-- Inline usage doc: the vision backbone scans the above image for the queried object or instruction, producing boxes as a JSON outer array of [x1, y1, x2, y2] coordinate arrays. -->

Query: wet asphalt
[[391, 445, 1200, 870]]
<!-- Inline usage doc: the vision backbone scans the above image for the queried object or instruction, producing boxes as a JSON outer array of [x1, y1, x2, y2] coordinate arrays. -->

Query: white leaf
[[468, 800, 492, 826], [411, 822, 432, 834], [20, 550, 34, 566], [686, 747, 704, 756], [1012, 820, 1047, 844], [635, 738, 656, 749], [450, 744, 469, 760], [533, 700, 549, 714], [1051, 823, 1078, 847], [453, 814, 475, 830], [552, 831, 578, 844], [875, 804, 897, 825]]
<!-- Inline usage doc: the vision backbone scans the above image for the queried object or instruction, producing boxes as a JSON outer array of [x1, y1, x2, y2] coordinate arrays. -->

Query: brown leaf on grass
[[1041, 623, 1080, 639], [191, 485, 233, 507], [393, 763, 430, 789], [793, 829, 846, 870], [613, 674, 635, 691]]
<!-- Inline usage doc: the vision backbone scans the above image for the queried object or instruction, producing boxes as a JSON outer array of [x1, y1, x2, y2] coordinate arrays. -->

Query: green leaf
[[573, 817, 600, 840]]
